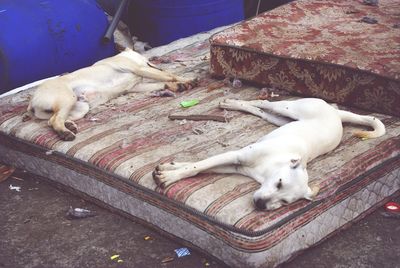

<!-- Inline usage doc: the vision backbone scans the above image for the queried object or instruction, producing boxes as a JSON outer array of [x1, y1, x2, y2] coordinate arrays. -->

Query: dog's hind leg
[[133, 65, 187, 82], [153, 150, 242, 188], [220, 99, 291, 126], [48, 105, 76, 141]]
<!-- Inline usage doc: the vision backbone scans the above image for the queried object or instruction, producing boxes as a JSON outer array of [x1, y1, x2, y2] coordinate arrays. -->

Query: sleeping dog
[[26, 48, 196, 141], [153, 98, 385, 210]]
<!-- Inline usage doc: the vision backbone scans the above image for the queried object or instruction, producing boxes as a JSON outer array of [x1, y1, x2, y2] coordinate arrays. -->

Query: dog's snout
[[254, 198, 269, 210]]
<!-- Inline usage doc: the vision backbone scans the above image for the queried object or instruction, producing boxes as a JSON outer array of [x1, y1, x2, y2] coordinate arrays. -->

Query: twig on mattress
[[168, 114, 229, 123]]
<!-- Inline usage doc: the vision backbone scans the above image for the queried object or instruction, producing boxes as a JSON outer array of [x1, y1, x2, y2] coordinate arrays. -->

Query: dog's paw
[[57, 130, 76, 141], [22, 113, 32, 122], [152, 167, 183, 188], [65, 120, 78, 134], [165, 78, 198, 93]]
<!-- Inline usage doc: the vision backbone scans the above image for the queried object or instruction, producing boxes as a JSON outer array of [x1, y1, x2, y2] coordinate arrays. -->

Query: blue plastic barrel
[[0, 0, 116, 93], [129, 0, 244, 47]]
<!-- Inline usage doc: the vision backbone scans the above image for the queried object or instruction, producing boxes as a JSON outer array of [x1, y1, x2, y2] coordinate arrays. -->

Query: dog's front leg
[[153, 151, 242, 188]]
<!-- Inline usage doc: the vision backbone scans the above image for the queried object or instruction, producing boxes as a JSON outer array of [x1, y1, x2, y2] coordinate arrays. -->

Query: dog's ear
[[290, 158, 301, 169], [304, 185, 320, 201]]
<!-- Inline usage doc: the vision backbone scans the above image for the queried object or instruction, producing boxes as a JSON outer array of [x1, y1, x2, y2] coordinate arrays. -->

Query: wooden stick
[[168, 114, 228, 122]]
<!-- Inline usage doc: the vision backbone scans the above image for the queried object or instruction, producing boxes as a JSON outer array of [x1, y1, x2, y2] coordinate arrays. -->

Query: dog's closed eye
[[280, 199, 289, 205], [44, 109, 53, 114], [276, 178, 283, 190]]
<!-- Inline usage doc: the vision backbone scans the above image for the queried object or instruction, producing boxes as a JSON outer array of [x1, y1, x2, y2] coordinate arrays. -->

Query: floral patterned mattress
[[1, 12, 400, 268], [210, 0, 400, 117]]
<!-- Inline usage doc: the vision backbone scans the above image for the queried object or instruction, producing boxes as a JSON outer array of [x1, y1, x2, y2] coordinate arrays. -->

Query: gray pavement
[[1, 169, 399, 268]]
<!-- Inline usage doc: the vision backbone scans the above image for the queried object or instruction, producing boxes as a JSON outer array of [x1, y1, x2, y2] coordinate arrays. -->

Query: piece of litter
[[9, 184, 21, 192], [174, 247, 191, 258], [89, 117, 100, 122], [66, 206, 97, 220], [11, 176, 24, 181], [110, 255, 120, 260], [161, 256, 175, 263], [192, 128, 204, 135], [0, 166, 15, 183], [45, 150, 54, 155], [180, 99, 199, 108], [360, 16, 378, 24], [361, 137, 368, 141], [117, 260, 124, 263], [144, 235, 153, 241], [232, 78, 242, 88], [179, 119, 187, 125], [362, 0, 378, 6]]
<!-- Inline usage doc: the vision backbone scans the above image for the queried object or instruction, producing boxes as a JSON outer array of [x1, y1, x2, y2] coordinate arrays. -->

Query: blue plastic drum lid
[[129, 0, 244, 47], [0, 0, 116, 93]]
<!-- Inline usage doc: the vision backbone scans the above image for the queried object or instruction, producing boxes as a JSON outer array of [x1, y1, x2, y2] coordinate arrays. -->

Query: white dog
[[153, 98, 385, 210], [26, 48, 196, 141]]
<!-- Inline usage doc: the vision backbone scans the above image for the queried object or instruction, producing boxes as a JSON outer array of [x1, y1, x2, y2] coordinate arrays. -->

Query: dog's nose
[[254, 198, 269, 210]]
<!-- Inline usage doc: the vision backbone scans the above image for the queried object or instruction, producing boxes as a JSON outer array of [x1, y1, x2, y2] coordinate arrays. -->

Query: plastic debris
[[180, 99, 199, 108], [385, 202, 400, 213], [232, 78, 242, 88], [45, 150, 54, 155], [110, 254, 120, 260], [362, 0, 378, 6], [178, 119, 187, 125], [360, 16, 378, 24], [143, 235, 153, 241], [0, 165, 15, 183], [117, 260, 124, 263], [66, 206, 96, 220], [161, 256, 175, 263], [174, 247, 191, 258], [9, 184, 21, 192]]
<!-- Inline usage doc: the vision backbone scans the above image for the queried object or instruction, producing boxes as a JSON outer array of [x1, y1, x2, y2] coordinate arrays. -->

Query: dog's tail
[[338, 110, 385, 139]]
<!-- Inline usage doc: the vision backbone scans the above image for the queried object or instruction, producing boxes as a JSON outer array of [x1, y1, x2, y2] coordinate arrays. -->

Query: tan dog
[[26, 48, 196, 141]]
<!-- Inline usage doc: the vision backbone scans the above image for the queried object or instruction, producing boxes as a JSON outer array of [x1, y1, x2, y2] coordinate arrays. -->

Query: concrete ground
[[1, 168, 399, 268]]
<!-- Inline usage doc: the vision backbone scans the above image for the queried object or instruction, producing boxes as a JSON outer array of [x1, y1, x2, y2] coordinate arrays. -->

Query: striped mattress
[[0, 33, 399, 267]]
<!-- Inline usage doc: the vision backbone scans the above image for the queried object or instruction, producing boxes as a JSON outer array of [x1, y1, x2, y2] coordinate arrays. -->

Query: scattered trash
[[179, 119, 187, 125], [174, 247, 191, 258], [202, 258, 211, 267], [117, 259, 124, 263], [180, 99, 199, 108], [66, 206, 97, 220], [380, 201, 400, 219], [192, 128, 204, 135], [89, 117, 100, 122], [232, 78, 242, 88], [0, 165, 15, 183], [11, 176, 24, 181], [143, 235, 153, 241], [45, 150, 54, 155], [385, 202, 400, 213], [110, 255, 120, 260], [161, 256, 175, 263], [9, 184, 21, 192], [258, 88, 280, 100], [360, 16, 378, 24], [150, 89, 176, 98], [362, 0, 378, 6], [168, 114, 228, 123]]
